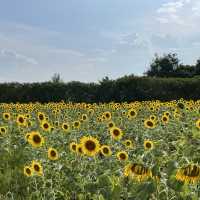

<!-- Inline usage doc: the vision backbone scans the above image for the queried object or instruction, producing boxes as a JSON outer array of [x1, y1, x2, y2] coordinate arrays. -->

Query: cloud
[[0, 49, 38, 65]]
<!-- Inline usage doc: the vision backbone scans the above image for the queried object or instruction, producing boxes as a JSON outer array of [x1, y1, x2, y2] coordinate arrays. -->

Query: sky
[[0, 0, 200, 83]]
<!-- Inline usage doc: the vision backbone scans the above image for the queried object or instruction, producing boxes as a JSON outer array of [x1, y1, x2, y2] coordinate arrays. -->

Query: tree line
[[0, 53, 200, 103]]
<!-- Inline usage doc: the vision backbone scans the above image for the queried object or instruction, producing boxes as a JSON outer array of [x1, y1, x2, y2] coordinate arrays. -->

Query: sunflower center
[[147, 121, 153, 127], [146, 142, 152, 148], [163, 117, 167, 121], [19, 117, 24, 123], [26, 168, 31, 174], [63, 124, 68, 129], [113, 129, 120, 136], [1, 128, 5, 132], [33, 135, 41, 143], [39, 114, 44, 120], [72, 144, 76, 151], [34, 165, 40, 171], [119, 153, 126, 160], [74, 122, 79, 127], [43, 123, 49, 129], [85, 140, 96, 151], [50, 150, 56, 157], [130, 111, 135, 116], [103, 147, 109, 154]]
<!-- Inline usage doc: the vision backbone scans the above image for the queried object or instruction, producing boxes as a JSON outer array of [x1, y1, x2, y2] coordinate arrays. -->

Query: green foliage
[[0, 76, 200, 103]]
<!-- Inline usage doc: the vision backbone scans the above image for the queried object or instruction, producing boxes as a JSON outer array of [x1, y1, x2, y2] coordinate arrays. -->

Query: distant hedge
[[0, 75, 200, 103]]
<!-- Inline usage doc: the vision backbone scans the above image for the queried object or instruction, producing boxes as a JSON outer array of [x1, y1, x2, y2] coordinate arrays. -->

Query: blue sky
[[0, 0, 200, 82]]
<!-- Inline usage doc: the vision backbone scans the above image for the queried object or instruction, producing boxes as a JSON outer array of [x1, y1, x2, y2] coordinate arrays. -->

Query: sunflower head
[[144, 140, 154, 151], [144, 119, 156, 129], [196, 119, 200, 129], [24, 166, 33, 177], [41, 121, 51, 132], [62, 123, 70, 132], [100, 145, 112, 157], [28, 131, 44, 148], [110, 126, 123, 140], [116, 151, 128, 161], [48, 148, 59, 160], [80, 136, 100, 157], [3, 113, 11, 120], [31, 161, 43, 176], [69, 142, 77, 153], [176, 164, 200, 184], [123, 139, 134, 149]]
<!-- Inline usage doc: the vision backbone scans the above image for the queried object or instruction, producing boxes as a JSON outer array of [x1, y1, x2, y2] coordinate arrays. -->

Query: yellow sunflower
[[144, 119, 156, 129], [161, 115, 169, 124], [110, 126, 123, 140], [31, 160, 43, 176], [100, 145, 112, 157], [3, 112, 11, 121], [37, 112, 45, 122], [41, 121, 51, 132], [73, 121, 81, 129], [69, 142, 77, 153], [76, 144, 84, 155], [196, 119, 200, 129], [48, 148, 59, 160], [24, 166, 33, 177], [28, 131, 44, 148], [127, 109, 137, 119], [0, 126, 7, 136], [80, 136, 100, 157], [62, 123, 70, 132], [144, 140, 154, 151], [16, 114, 27, 126], [175, 164, 200, 184], [123, 139, 134, 149], [124, 163, 152, 181], [116, 151, 128, 161]]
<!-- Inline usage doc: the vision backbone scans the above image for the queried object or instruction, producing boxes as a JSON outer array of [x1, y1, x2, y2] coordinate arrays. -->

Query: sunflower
[[31, 160, 43, 176], [175, 164, 200, 184], [196, 119, 200, 129], [144, 140, 154, 151], [62, 123, 70, 132], [127, 109, 137, 119], [100, 145, 112, 157], [110, 126, 123, 140], [76, 144, 84, 155], [73, 121, 81, 129], [81, 114, 88, 121], [116, 151, 128, 161], [28, 131, 44, 148], [16, 114, 27, 126], [69, 142, 77, 153], [3, 112, 11, 121], [37, 112, 45, 122], [25, 132, 31, 141], [123, 139, 134, 149], [48, 148, 59, 160], [24, 166, 33, 177], [41, 121, 51, 132], [124, 163, 152, 181], [0, 126, 7, 136], [144, 119, 156, 129], [107, 121, 115, 129], [80, 136, 100, 157], [103, 111, 112, 121], [161, 115, 169, 124]]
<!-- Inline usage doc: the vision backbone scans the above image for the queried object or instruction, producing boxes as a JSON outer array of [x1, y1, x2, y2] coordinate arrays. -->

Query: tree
[[195, 59, 200, 75], [145, 53, 179, 77], [51, 73, 63, 83]]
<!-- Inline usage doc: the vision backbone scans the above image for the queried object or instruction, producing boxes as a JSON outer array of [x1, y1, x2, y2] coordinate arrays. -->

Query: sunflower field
[[0, 99, 200, 200]]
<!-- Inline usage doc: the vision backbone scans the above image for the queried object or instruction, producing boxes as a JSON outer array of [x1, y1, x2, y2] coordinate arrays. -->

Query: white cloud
[[0, 49, 38, 65]]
